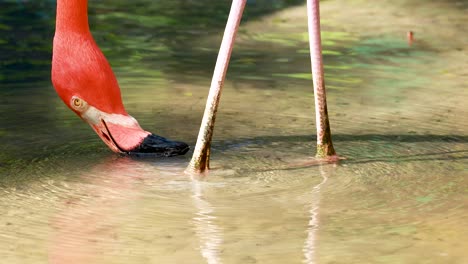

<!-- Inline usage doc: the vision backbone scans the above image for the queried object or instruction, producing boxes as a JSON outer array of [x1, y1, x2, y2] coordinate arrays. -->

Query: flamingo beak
[[80, 107, 189, 156], [69, 97, 189, 156], [90, 118, 189, 157], [91, 117, 190, 157], [88, 120, 128, 153]]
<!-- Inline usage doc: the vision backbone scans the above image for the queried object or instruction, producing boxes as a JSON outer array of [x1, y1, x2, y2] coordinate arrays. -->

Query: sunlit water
[[1, 0, 467, 263]]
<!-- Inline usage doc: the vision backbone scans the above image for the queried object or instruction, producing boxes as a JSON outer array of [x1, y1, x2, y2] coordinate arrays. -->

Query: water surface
[[1, 0, 467, 263]]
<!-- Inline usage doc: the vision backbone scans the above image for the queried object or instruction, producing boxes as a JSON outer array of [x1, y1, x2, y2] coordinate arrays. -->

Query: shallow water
[[1, 0, 467, 263]]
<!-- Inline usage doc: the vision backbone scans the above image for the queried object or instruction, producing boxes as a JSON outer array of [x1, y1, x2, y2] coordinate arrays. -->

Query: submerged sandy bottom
[[1, 0, 467, 263]]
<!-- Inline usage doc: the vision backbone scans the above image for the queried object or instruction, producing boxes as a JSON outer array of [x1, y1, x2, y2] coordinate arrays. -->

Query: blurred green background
[[0, 0, 304, 84]]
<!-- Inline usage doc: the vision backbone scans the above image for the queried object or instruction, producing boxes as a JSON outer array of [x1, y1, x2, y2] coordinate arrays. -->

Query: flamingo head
[[51, 1, 188, 157], [51, 42, 189, 157], [58, 93, 189, 157], [65, 94, 146, 153]]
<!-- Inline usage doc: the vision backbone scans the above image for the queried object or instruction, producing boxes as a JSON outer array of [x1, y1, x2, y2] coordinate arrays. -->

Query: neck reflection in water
[[47, 157, 191, 263], [48, 157, 146, 264]]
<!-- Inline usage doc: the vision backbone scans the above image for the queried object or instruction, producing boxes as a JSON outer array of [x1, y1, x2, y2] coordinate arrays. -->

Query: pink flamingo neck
[[55, 0, 90, 34]]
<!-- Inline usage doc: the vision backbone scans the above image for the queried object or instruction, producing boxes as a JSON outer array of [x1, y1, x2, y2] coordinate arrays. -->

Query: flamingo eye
[[70, 96, 88, 112], [73, 98, 82, 107]]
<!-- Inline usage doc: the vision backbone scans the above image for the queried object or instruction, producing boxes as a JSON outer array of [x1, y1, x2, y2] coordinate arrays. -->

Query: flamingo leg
[[307, 0, 337, 158], [186, 0, 247, 174]]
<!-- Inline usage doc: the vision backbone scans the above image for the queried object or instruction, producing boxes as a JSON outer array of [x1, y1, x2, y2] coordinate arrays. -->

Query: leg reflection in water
[[190, 176, 224, 264], [303, 164, 335, 264]]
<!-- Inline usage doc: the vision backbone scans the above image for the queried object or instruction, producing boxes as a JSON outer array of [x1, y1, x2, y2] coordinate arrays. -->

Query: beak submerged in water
[[78, 101, 189, 157], [90, 117, 189, 157], [52, 15, 189, 157]]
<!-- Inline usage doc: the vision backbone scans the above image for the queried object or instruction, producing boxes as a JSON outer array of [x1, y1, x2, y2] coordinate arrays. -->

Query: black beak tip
[[127, 134, 190, 157]]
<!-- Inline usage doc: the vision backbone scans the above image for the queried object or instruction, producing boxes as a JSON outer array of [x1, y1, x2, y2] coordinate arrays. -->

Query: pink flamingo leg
[[187, 0, 247, 174], [307, 0, 336, 158]]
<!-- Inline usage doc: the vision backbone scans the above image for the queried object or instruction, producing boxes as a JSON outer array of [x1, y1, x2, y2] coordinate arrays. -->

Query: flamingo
[[52, 0, 189, 156]]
